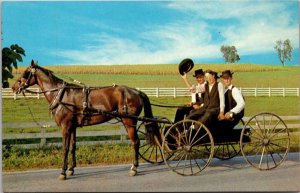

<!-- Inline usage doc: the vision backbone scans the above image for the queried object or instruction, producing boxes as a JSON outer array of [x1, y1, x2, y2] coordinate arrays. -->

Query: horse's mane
[[35, 65, 79, 87]]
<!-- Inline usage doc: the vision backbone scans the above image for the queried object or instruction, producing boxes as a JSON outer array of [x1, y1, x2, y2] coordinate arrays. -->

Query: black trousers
[[186, 107, 220, 127], [174, 105, 193, 123]]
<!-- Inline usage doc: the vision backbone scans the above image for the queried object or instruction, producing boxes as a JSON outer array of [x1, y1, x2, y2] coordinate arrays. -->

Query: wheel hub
[[184, 145, 192, 152], [262, 138, 269, 145]]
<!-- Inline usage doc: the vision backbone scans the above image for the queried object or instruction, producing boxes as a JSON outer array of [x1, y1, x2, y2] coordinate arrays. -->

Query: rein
[[21, 91, 46, 128], [150, 103, 185, 108]]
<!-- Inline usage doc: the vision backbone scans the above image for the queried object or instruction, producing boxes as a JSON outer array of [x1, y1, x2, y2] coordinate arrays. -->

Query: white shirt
[[190, 82, 206, 103], [225, 84, 245, 114]]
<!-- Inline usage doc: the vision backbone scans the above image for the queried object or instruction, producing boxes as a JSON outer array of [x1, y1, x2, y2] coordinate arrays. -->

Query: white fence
[[2, 115, 300, 148], [2, 87, 300, 99]]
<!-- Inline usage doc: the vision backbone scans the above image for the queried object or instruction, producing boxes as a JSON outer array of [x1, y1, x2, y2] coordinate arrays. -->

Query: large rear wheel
[[138, 117, 173, 164], [240, 112, 290, 170]]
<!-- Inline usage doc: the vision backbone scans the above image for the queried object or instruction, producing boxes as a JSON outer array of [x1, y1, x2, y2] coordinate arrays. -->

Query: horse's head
[[12, 60, 39, 94]]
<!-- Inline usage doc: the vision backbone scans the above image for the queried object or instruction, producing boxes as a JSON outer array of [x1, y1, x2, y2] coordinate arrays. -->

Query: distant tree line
[[220, 38, 293, 66]]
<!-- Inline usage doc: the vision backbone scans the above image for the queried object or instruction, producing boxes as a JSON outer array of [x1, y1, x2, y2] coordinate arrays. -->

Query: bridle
[[17, 66, 37, 94]]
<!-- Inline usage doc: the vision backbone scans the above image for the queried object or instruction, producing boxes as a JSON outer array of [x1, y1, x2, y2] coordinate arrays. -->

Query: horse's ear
[[30, 60, 38, 67]]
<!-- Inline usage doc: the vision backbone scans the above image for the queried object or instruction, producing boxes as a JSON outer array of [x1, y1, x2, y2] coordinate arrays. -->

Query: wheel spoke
[[259, 146, 266, 169], [140, 144, 152, 156], [173, 152, 186, 171], [268, 128, 288, 140], [268, 143, 284, 160], [266, 145, 278, 167], [191, 132, 209, 146], [190, 123, 203, 145]]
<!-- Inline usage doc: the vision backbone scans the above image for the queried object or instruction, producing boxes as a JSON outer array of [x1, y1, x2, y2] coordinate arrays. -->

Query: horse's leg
[[67, 127, 76, 176], [59, 128, 71, 180], [124, 119, 140, 176]]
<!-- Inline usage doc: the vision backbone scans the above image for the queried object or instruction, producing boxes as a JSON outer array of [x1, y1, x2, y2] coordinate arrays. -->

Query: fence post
[[40, 126, 46, 147], [255, 88, 257, 97], [173, 87, 176, 98], [156, 88, 159, 97], [283, 88, 285, 97], [269, 87, 271, 97], [14, 92, 17, 100], [120, 125, 126, 143], [37, 88, 40, 99], [297, 88, 299, 97]]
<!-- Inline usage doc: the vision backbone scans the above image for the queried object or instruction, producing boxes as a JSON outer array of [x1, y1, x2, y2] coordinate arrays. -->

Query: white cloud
[[53, 1, 299, 65]]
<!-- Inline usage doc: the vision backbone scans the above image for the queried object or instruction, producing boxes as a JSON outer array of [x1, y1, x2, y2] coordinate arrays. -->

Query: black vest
[[203, 82, 220, 110]]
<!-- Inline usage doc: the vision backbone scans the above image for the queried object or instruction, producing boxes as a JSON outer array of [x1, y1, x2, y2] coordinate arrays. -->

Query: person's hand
[[192, 104, 201, 109], [186, 102, 192, 107], [224, 112, 234, 121], [218, 112, 225, 120], [225, 112, 231, 120]]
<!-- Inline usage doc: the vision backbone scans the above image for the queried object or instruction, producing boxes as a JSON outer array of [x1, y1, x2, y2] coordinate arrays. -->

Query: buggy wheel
[[162, 119, 214, 176], [240, 112, 290, 170], [138, 117, 173, 164], [207, 119, 245, 160]]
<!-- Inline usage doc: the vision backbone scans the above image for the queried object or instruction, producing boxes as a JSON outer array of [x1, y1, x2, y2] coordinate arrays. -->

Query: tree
[[274, 39, 293, 66], [220, 45, 240, 63], [2, 44, 25, 88]]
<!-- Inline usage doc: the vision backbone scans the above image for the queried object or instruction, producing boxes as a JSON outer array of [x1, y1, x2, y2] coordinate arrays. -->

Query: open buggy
[[137, 112, 290, 176]]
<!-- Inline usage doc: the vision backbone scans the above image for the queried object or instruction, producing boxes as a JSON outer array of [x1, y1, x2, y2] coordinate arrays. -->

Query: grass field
[[3, 64, 300, 171]]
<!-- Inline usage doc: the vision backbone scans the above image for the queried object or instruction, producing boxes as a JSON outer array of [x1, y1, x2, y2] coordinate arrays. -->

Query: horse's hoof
[[67, 170, 74, 176], [58, 174, 66, 180], [128, 168, 137, 176]]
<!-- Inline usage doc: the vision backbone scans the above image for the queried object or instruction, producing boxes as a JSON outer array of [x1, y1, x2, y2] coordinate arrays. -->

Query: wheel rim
[[240, 112, 290, 170], [138, 117, 173, 164], [162, 120, 214, 176]]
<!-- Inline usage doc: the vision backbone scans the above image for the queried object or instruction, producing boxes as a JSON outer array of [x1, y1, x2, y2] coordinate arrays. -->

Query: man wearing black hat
[[174, 69, 206, 123], [186, 69, 225, 127], [220, 70, 245, 128]]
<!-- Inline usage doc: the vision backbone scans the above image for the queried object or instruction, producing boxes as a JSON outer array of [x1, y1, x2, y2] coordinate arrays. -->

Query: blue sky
[[2, 1, 299, 66]]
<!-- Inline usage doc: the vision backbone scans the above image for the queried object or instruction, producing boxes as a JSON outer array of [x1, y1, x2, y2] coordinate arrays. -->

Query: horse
[[12, 60, 160, 180]]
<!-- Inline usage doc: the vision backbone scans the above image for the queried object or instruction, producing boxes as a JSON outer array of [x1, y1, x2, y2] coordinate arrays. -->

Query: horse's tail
[[140, 91, 162, 145], [140, 91, 154, 118]]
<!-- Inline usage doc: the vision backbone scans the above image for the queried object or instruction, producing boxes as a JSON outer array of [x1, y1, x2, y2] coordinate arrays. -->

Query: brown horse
[[12, 60, 160, 180]]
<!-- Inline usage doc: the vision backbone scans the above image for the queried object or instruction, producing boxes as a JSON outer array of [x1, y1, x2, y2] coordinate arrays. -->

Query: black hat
[[205, 69, 219, 79], [220, 70, 234, 78], [193, 69, 204, 77], [178, 58, 194, 75]]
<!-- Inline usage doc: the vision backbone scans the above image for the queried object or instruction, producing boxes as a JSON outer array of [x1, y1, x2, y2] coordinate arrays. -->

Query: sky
[[1, 0, 299, 66]]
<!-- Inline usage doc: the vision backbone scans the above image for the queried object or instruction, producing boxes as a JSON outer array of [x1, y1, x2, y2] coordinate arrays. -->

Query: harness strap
[[82, 86, 91, 125], [49, 82, 67, 110]]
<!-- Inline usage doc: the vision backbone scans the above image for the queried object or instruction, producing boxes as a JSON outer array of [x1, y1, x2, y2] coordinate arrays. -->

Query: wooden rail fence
[[3, 116, 300, 149], [2, 87, 300, 99]]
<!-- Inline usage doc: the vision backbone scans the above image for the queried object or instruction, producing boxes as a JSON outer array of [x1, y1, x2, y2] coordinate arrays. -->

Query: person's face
[[195, 75, 205, 84], [205, 73, 215, 85], [222, 76, 232, 87]]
